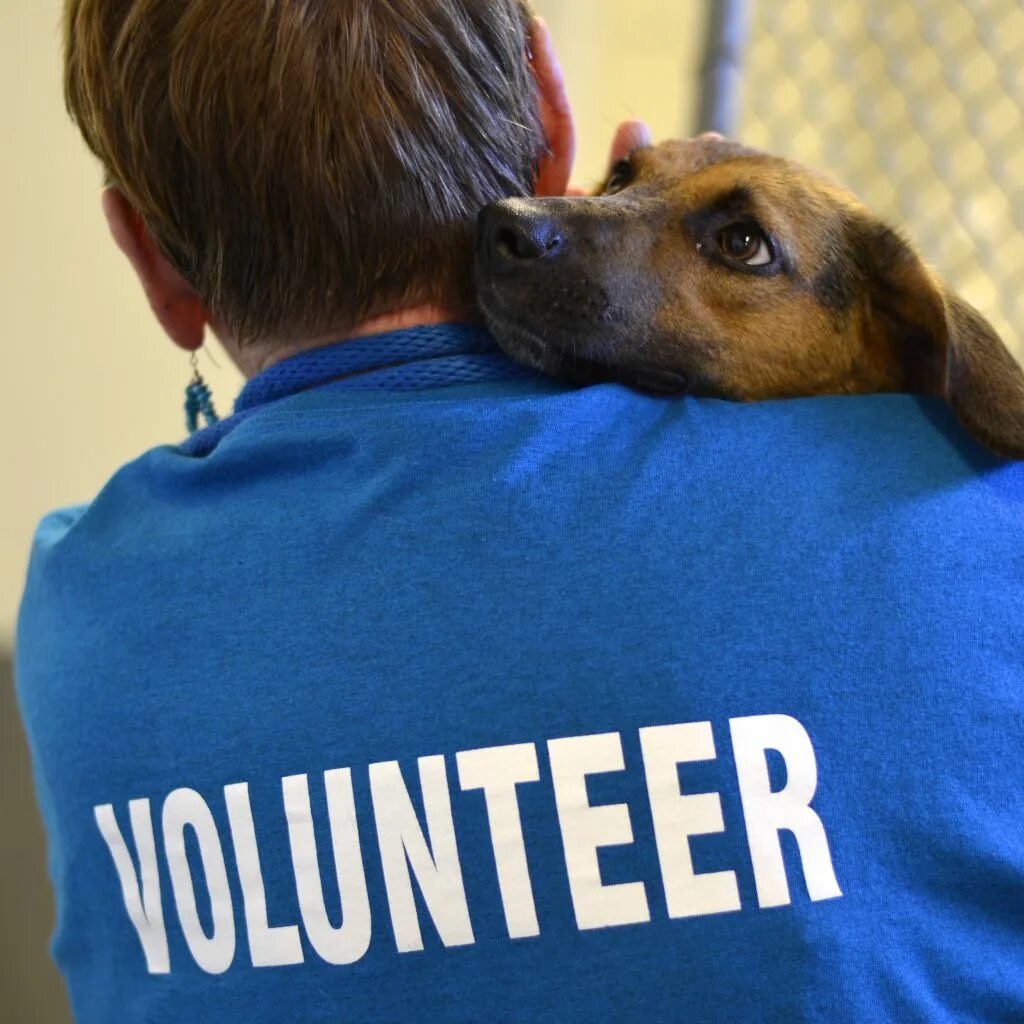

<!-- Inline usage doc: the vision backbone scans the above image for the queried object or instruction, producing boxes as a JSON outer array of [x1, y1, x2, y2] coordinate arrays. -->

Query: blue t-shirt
[[15, 325, 1024, 1023]]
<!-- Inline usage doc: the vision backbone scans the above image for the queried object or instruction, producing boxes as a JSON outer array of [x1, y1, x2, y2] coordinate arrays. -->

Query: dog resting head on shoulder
[[475, 134, 1024, 459]]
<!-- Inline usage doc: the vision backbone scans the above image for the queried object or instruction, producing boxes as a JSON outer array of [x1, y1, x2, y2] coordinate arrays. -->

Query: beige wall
[[539, 1, 707, 186], [0, 0, 705, 648], [0, 1, 240, 648]]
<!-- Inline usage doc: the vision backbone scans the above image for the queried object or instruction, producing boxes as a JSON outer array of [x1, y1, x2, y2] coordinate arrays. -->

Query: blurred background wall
[[1, 0, 1019, 1019]]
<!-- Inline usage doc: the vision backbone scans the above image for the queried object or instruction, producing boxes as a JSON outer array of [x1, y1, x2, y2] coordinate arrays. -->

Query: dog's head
[[475, 134, 1024, 458]]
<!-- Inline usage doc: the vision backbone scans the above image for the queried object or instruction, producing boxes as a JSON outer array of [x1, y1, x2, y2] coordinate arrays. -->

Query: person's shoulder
[[30, 503, 91, 552], [20, 443, 186, 600], [18, 505, 90, 675], [559, 388, 1024, 513], [628, 390, 1014, 470], [746, 392, 1022, 484], [20, 503, 92, 614]]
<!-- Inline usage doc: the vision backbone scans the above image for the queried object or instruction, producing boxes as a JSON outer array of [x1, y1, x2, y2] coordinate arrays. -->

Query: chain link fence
[[727, 0, 1023, 358]]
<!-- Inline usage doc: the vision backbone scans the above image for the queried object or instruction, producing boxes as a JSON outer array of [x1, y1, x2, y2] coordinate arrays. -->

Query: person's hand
[[559, 121, 653, 197], [604, 120, 652, 176]]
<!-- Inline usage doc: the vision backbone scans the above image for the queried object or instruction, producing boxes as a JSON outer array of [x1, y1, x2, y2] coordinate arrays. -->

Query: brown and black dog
[[475, 134, 1024, 459]]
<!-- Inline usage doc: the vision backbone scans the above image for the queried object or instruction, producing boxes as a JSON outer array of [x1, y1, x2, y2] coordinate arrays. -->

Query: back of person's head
[[64, 0, 542, 346]]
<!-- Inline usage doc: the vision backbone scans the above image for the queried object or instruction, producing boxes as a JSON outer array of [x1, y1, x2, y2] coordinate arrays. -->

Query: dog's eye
[[604, 161, 633, 195], [716, 222, 773, 267]]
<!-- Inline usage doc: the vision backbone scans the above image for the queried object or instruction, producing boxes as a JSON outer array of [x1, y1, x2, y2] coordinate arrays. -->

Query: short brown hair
[[64, 0, 542, 344]]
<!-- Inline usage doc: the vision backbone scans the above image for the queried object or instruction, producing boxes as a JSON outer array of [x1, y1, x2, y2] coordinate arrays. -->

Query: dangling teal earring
[[185, 351, 220, 434]]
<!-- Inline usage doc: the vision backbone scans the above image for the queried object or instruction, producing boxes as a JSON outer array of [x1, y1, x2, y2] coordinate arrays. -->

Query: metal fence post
[[696, 0, 751, 136]]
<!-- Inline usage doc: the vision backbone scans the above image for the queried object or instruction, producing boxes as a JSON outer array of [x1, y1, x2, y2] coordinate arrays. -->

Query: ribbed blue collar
[[181, 323, 530, 457]]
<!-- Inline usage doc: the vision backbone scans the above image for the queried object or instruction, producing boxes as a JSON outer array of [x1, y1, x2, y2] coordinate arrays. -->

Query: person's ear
[[528, 17, 575, 197], [857, 218, 1024, 459], [101, 188, 208, 352]]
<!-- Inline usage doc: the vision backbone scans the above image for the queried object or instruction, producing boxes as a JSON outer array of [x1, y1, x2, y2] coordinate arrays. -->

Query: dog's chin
[[484, 316, 596, 384], [479, 298, 691, 394]]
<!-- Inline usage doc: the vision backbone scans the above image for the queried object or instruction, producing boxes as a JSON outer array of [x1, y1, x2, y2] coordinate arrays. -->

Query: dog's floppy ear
[[856, 218, 1024, 459], [941, 292, 1024, 459]]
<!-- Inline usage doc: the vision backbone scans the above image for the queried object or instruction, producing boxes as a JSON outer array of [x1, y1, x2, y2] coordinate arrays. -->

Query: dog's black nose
[[478, 199, 566, 273]]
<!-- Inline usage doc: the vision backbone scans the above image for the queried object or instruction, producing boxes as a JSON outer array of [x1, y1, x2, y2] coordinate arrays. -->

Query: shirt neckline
[[181, 323, 531, 457]]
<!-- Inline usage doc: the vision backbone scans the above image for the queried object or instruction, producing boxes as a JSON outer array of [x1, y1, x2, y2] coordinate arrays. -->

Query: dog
[[474, 133, 1024, 459]]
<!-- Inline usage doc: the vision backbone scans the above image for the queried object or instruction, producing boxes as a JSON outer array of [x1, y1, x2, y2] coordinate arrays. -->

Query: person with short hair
[[16, 2, 1024, 1022]]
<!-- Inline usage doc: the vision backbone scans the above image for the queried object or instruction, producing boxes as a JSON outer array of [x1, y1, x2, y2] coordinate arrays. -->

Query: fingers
[[607, 120, 653, 170]]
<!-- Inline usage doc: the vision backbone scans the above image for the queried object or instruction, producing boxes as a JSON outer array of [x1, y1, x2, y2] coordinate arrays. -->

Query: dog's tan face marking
[[602, 138, 887, 398], [475, 135, 1024, 458]]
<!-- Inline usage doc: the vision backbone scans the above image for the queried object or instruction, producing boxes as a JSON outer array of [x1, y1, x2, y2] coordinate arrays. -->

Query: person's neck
[[224, 303, 480, 379]]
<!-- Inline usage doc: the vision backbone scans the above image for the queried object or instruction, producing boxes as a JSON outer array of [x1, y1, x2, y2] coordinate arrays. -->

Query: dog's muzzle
[[474, 197, 689, 395], [477, 199, 567, 277]]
